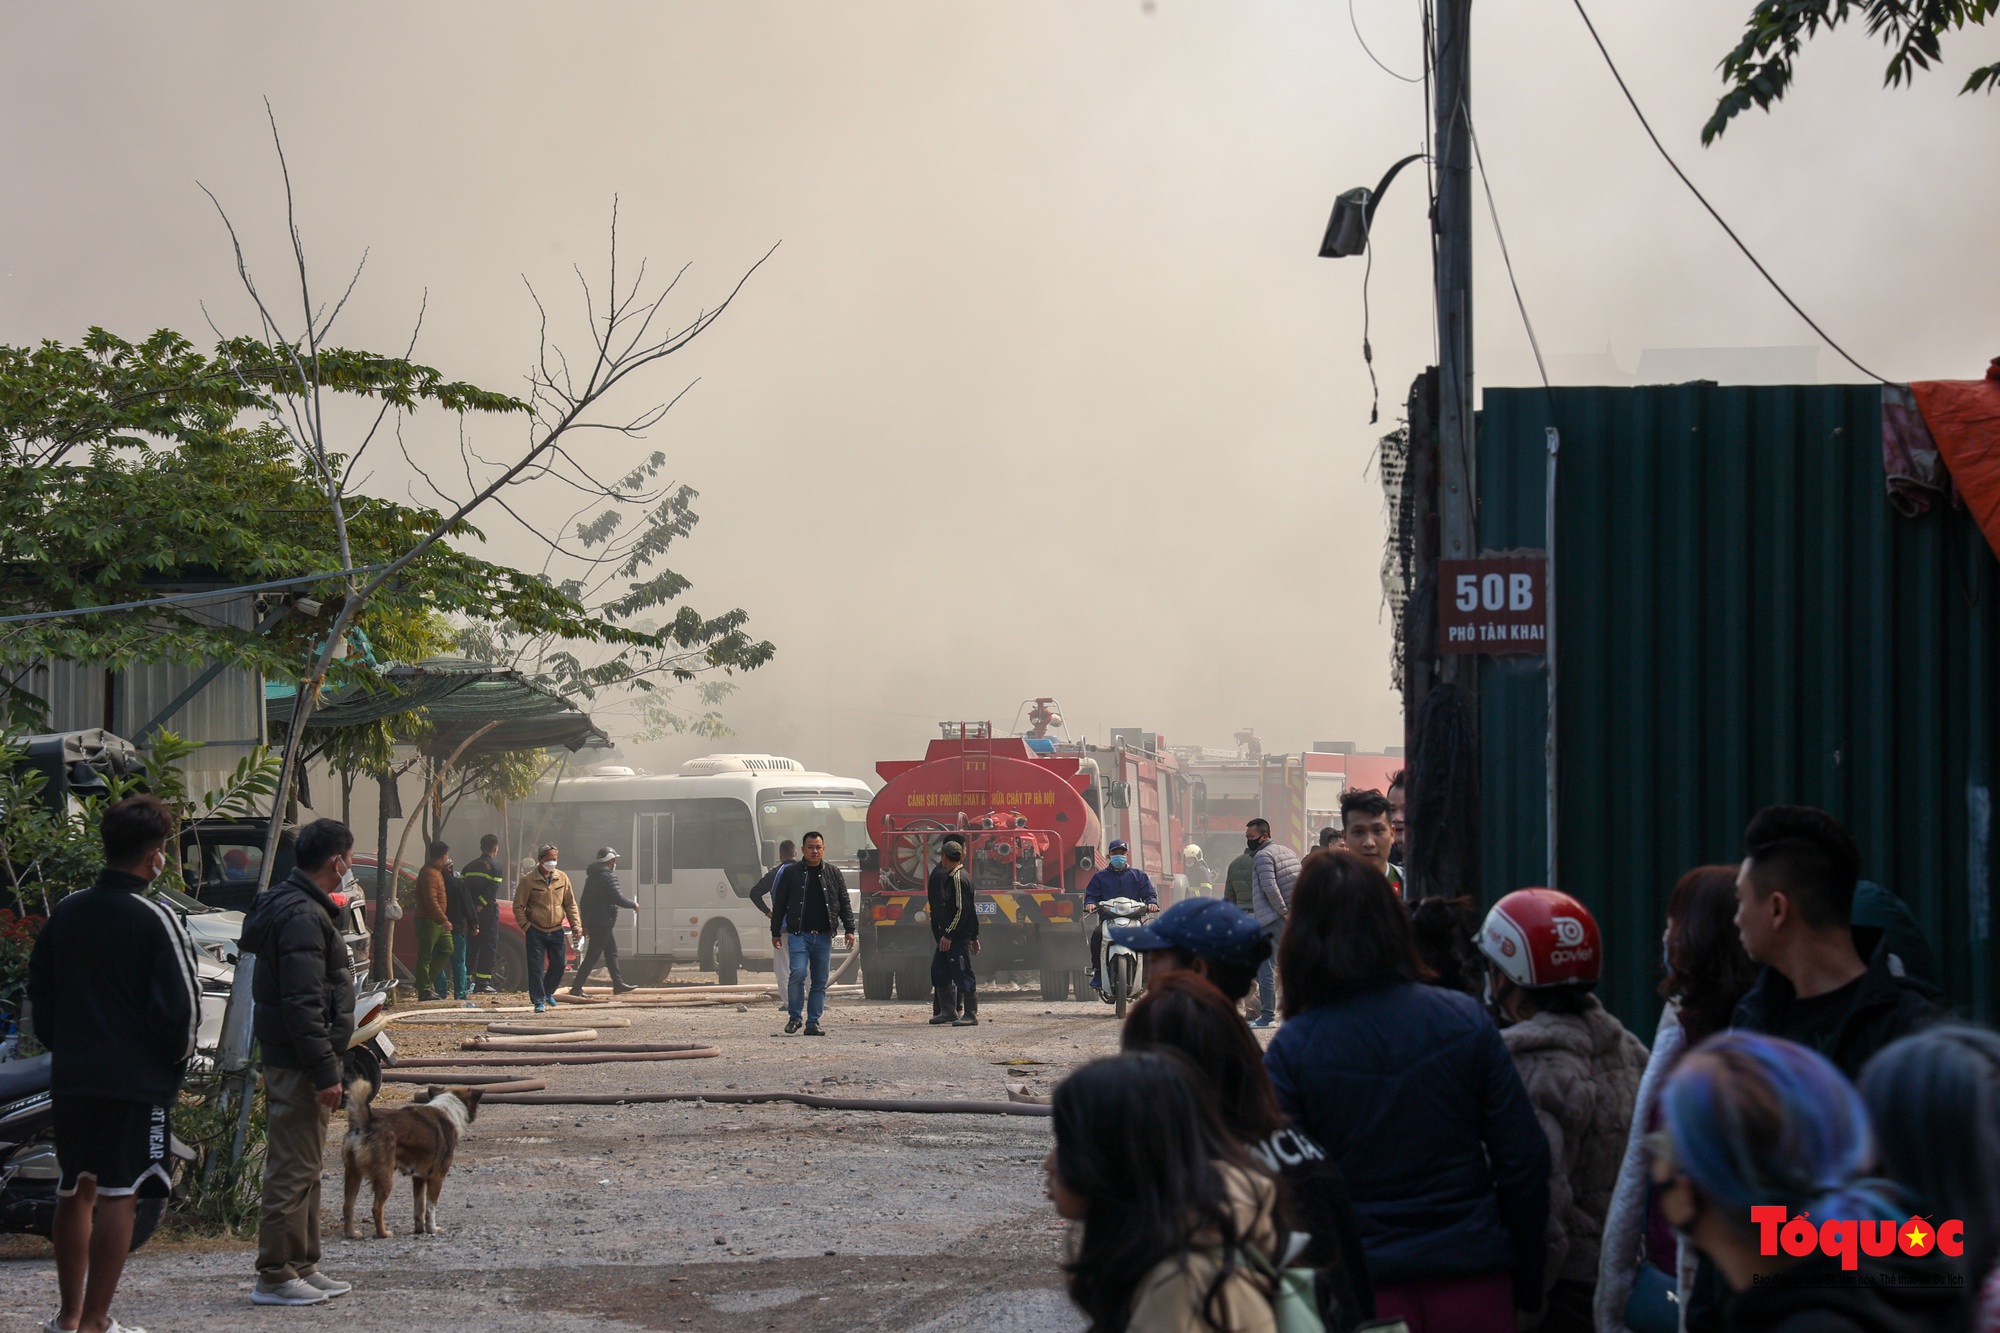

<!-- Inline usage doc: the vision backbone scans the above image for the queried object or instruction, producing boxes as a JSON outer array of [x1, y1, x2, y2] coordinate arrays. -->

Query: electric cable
[[1351, 0, 1424, 82], [1467, 115, 1552, 398], [1568, 0, 1889, 384]]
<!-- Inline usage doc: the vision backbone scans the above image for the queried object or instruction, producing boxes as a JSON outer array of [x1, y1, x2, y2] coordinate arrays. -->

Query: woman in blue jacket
[[1263, 851, 1549, 1333]]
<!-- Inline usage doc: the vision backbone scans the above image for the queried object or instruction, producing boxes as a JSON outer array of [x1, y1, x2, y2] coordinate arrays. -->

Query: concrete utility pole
[[1434, 0, 1475, 681]]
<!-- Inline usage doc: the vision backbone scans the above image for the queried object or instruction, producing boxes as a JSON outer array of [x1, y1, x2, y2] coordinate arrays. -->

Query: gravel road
[[2, 982, 1125, 1332]]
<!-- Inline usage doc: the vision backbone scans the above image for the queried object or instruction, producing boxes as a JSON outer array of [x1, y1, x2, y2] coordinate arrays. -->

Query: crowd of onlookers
[[1045, 797, 1993, 1333], [21, 789, 2000, 1333]]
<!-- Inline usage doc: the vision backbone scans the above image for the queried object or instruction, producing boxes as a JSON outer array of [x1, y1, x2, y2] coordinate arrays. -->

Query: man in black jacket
[[568, 847, 639, 997], [1730, 805, 1940, 1077], [26, 795, 200, 1333], [926, 840, 980, 1027], [238, 818, 358, 1307], [768, 831, 855, 1037], [1684, 805, 1944, 1332], [459, 834, 506, 994]]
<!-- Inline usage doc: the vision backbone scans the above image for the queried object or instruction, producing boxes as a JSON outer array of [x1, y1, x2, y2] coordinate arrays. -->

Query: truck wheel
[[494, 936, 527, 993], [862, 968, 895, 1001], [1039, 969, 1070, 1001], [894, 968, 927, 1001], [709, 925, 742, 985]]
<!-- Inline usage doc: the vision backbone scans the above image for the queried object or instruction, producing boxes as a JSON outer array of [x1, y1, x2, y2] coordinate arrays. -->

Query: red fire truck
[[857, 701, 1198, 1002]]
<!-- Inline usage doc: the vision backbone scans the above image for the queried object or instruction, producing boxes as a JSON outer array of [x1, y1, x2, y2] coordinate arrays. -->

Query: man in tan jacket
[[513, 844, 579, 1013]]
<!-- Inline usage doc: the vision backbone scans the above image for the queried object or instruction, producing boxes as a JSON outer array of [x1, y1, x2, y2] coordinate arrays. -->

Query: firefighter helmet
[[1477, 888, 1601, 989]]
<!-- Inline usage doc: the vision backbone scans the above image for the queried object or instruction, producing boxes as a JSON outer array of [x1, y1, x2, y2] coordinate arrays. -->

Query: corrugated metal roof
[[1478, 383, 1998, 1030]]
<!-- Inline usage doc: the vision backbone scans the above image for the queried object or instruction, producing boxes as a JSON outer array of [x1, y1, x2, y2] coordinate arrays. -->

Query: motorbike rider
[[1084, 838, 1158, 992]]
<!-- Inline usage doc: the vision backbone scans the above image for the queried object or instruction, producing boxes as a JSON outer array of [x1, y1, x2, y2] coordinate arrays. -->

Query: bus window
[[667, 798, 761, 891], [756, 796, 870, 863]]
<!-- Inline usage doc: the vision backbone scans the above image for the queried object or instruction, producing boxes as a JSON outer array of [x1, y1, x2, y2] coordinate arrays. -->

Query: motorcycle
[[1093, 896, 1153, 1019], [344, 981, 397, 1098], [0, 1054, 192, 1249]]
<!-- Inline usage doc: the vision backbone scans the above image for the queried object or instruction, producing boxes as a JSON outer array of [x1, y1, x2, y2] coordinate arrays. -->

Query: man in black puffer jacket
[[569, 847, 639, 997], [237, 819, 357, 1307]]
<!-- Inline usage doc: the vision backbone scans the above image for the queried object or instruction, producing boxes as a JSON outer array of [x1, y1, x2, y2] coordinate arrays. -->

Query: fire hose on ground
[[418, 1087, 1050, 1117]]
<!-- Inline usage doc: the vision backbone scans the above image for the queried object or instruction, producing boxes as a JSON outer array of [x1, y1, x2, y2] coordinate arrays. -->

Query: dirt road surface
[[2, 983, 1126, 1332]]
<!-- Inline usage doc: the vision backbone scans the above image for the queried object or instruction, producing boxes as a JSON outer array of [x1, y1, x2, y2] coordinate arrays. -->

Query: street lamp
[[1318, 153, 1425, 258]]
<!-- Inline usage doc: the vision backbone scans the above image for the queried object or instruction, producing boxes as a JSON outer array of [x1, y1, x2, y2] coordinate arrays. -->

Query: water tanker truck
[[858, 706, 1198, 1001]]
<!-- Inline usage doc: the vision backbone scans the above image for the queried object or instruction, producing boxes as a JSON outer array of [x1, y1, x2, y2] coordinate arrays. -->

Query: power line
[[1568, 0, 1889, 384], [1350, 0, 1423, 83], [1467, 115, 1551, 395], [0, 565, 390, 626]]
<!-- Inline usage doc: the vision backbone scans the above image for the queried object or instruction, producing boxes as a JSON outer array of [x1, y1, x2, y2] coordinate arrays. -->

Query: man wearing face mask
[[238, 818, 360, 1305], [1083, 839, 1158, 992], [27, 796, 203, 1332], [513, 845, 580, 1014], [1245, 818, 1300, 1029]]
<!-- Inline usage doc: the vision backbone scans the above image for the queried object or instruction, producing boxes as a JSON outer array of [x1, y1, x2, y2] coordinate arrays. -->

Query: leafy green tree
[[1707, 0, 1999, 143]]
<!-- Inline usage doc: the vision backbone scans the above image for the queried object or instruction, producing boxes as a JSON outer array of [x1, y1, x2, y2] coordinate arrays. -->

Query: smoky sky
[[3, 2, 1994, 787]]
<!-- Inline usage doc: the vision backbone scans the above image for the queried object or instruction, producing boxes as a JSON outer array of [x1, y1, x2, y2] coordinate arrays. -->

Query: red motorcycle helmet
[[1477, 888, 1602, 989]]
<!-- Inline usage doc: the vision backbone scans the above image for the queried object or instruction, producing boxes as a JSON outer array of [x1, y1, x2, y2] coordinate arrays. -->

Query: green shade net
[[266, 656, 607, 757]]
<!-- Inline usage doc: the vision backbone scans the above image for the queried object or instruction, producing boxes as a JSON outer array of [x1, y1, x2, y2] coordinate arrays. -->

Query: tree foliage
[[1706, 0, 2000, 143], [0, 328, 764, 731]]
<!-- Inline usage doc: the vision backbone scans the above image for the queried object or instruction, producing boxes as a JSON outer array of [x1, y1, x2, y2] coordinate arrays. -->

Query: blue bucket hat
[[1109, 897, 1270, 971]]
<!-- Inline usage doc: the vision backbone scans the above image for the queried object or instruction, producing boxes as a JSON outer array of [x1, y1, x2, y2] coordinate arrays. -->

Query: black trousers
[[471, 899, 500, 982], [571, 927, 626, 991], [930, 936, 975, 994]]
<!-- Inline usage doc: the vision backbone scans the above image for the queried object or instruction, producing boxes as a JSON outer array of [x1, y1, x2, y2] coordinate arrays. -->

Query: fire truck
[[857, 700, 1199, 1002]]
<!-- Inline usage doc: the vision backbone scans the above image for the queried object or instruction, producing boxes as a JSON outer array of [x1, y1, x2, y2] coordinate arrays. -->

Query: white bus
[[472, 754, 873, 984]]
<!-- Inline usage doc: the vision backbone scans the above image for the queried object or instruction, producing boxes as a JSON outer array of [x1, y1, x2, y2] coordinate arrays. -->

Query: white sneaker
[[251, 1277, 329, 1306], [300, 1273, 352, 1298]]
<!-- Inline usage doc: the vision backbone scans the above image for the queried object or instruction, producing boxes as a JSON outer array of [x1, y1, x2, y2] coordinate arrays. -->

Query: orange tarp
[[1913, 359, 2000, 559]]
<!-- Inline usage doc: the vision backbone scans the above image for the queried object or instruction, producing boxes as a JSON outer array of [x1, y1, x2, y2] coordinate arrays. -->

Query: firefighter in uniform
[[927, 840, 980, 1027], [459, 834, 507, 994]]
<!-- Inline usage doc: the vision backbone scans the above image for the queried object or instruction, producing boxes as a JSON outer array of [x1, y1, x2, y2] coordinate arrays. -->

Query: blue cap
[[1108, 839, 1129, 854], [1109, 897, 1270, 971]]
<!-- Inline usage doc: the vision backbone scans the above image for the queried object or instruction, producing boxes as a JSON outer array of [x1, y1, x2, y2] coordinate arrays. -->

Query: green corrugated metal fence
[[1478, 383, 1998, 1033]]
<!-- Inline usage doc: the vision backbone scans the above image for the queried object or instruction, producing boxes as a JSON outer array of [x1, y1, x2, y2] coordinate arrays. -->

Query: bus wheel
[[708, 924, 741, 985]]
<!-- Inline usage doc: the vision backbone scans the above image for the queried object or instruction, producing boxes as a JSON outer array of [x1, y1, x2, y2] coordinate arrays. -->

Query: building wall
[[1479, 382, 1999, 1031]]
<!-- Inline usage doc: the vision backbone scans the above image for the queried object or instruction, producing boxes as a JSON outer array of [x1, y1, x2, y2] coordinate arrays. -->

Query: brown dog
[[341, 1080, 482, 1239]]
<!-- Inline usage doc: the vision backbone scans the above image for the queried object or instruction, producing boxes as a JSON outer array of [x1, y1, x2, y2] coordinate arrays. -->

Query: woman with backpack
[[1049, 1051, 1311, 1333], [1123, 971, 1374, 1331]]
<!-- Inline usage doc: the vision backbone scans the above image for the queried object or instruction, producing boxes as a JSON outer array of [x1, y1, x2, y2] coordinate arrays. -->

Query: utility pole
[[1434, 0, 1475, 683]]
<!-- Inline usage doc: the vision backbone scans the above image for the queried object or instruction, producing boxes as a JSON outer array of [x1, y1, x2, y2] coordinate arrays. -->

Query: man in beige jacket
[[513, 844, 579, 1013]]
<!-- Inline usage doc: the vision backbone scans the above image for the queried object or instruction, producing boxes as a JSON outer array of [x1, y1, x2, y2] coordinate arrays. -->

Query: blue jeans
[[436, 929, 470, 999], [1255, 924, 1279, 1020], [786, 931, 834, 1024], [524, 926, 568, 1005]]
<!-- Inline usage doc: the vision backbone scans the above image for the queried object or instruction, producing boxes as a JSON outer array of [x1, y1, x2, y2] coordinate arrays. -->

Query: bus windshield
[[757, 796, 871, 864]]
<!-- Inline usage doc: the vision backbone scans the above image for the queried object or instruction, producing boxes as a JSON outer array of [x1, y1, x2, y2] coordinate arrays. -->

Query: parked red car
[[350, 855, 574, 993]]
